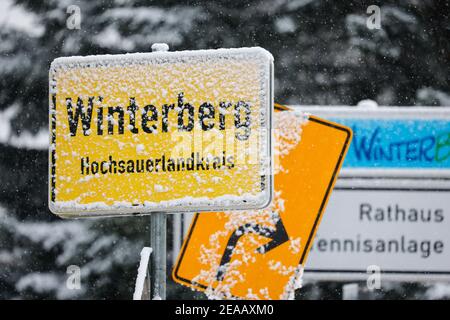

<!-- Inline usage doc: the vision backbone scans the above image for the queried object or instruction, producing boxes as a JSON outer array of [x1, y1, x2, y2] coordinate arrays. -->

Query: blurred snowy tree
[[0, 0, 448, 299]]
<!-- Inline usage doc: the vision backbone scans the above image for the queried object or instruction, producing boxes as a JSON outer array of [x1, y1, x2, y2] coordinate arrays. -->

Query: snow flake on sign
[[136, 144, 145, 153], [274, 110, 307, 159], [289, 237, 301, 254], [268, 260, 298, 276], [154, 184, 169, 193], [151, 43, 169, 52], [191, 111, 308, 300], [281, 266, 304, 300]]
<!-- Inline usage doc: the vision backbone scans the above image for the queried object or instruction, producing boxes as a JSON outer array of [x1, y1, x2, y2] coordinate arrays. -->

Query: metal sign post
[[150, 212, 167, 299], [146, 44, 169, 301]]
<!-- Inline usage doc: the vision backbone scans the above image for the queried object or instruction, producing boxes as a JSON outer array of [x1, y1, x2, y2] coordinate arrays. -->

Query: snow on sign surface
[[48, 47, 274, 217], [173, 110, 352, 300]]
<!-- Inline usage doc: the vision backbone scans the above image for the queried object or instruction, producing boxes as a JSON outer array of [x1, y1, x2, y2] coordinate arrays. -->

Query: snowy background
[[0, 0, 449, 299]]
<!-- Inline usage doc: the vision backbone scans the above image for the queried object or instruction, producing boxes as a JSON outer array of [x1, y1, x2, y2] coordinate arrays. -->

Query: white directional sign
[[305, 189, 450, 281], [296, 106, 450, 281]]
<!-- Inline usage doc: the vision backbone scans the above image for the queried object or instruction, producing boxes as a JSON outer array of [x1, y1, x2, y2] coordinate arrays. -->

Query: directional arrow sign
[[216, 213, 289, 281], [172, 109, 352, 299]]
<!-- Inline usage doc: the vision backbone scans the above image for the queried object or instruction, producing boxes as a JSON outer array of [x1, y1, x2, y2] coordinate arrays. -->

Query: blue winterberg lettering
[[329, 119, 450, 169]]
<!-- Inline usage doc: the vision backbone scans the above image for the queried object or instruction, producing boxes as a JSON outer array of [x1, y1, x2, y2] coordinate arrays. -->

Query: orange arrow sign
[[216, 212, 289, 281], [173, 109, 352, 299]]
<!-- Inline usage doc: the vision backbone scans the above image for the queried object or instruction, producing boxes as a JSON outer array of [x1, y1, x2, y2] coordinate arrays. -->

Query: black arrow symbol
[[216, 215, 289, 281]]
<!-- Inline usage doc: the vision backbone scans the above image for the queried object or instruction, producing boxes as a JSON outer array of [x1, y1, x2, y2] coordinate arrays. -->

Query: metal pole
[[183, 213, 194, 239], [342, 283, 359, 300], [148, 43, 170, 300], [173, 213, 181, 265], [150, 212, 167, 299]]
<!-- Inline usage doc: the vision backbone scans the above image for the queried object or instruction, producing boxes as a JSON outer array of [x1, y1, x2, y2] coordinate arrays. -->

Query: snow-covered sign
[[172, 110, 352, 299], [48, 47, 274, 217], [296, 105, 450, 281]]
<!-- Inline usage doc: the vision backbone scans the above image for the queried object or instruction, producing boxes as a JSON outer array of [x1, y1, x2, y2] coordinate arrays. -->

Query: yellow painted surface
[[49, 49, 272, 216]]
